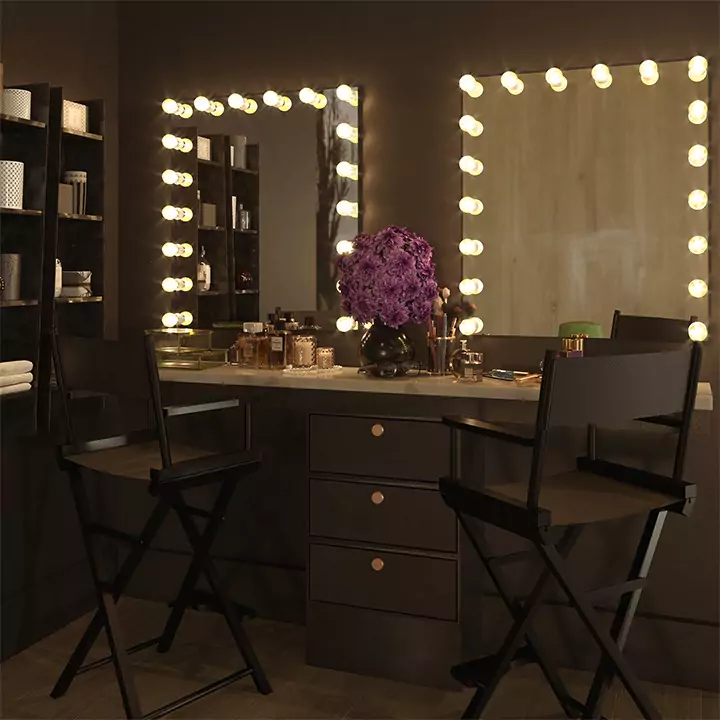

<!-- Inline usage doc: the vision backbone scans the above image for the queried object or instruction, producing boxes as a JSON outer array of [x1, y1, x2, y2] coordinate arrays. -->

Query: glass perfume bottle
[[450, 340, 483, 382], [197, 245, 211, 292]]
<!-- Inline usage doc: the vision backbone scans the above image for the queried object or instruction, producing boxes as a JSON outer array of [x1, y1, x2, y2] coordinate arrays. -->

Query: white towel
[[0, 360, 33, 377], [0, 373, 33, 388], [0, 383, 31, 396]]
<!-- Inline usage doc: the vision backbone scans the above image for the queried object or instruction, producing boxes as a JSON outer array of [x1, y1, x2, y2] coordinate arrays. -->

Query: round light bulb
[[162, 312, 179, 328], [162, 169, 179, 185], [162, 205, 179, 221], [162, 134, 179, 149], [508, 79, 525, 95], [162, 98, 179, 114], [244, 98, 258, 114], [459, 317, 484, 335], [688, 279, 708, 298], [688, 189, 708, 210], [336, 200, 359, 218], [459, 278, 483, 295], [459, 115, 483, 137], [178, 311, 193, 326], [180, 207, 193, 222], [336, 316, 355, 333], [688, 144, 708, 168], [179, 243, 194, 258], [545, 67, 566, 90], [299, 87, 316, 104], [194, 96, 211, 112], [688, 236, 708, 255], [162, 242, 179, 257], [336, 161, 359, 180], [459, 155, 484, 176], [688, 55, 708, 82], [263, 90, 279, 107], [209, 101, 225, 116], [501, 71, 519, 89], [688, 321, 708, 342], [228, 93, 244, 108], [459, 238, 484, 256], [336, 123, 359, 143], [336, 84, 359, 106], [688, 100, 708, 124], [178, 277, 193, 292], [336, 240, 354, 255], [459, 74, 483, 98], [179, 172, 193, 187], [179, 103, 193, 119], [591, 64, 613, 88], [552, 77, 568, 92], [639, 60, 659, 85], [459, 196, 483, 215], [162, 277, 179, 292]]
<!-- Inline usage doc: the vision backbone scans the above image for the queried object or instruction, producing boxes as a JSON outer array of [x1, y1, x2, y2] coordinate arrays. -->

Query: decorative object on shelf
[[197, 136, 212, 161], [230, 135, 247, 168], [62, 99, 88, 132], [237, 203, 251, 231], [62, 171, 87, 214], [55, 258, 62, 298], [58, 183, 74, 214], [338, 226, 437, 377], [62, 270, 92, 285], [450, 339, 483, 382], [60, 285, 92, 298], [293, 335, 318, 368], [2, 88, 32, 119], [231, 196, 237, 229], [197, 246, 211, 292], [316, 347, 335, 370], [200, 202, 217, 227], [0, 253, 21, 300], [0, 160, 24, 209]]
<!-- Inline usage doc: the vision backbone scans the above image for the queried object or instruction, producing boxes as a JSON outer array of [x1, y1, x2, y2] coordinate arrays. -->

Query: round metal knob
[[371, 423, 384, 437], [371, 557, 384, 572], [371, 491, 385, 505]]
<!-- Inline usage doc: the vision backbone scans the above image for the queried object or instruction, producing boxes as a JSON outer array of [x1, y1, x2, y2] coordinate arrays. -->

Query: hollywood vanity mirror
[[157, 85, 361, 330], [458, 58, 710, 340]]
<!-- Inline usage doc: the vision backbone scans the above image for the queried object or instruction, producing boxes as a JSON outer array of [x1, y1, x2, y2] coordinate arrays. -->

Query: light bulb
[[459, 115, 483, 137], [688, 321, 708, 342], [336, 161, 359, 180], [178, 311, 193, 326], [688, 189, 708, 210], [162, 242, 179, 257], [162, 170, 193, 186], [299, 88, 328, 109], [336, 240, 354, 254], [639, 60, 659, 85], [688, 55, 708, 82], [688, 100, 708, 124], [228, 94, 258, 114], [209, 101, 224, 116], [688, 144, 708, 168], [459, 238, 483, 256], [459, 278, 483, 295], [459, 196, 483, 215], [336, 123, 359, 143], [162, 277, 179, 292], [459, 317, 484, 335], [194, 96, 211, 112], [591, 64, 613, 89], [688, 279, 708, 298], [336, 200, 359, 218], [162, 312, 179, 328], [162, 134, 192, 152], [545, 67, 567, 92], [179, 277, 193, 292], [162, 98, 192, 118], [336, 316, 356, 332], [263, 90, 291, 111], [162, 205, 179, 221], [501, 71, 524, 95], [459, 74, 483, 98], [459, 155, 483, 176], [336, 84, 359, 106], [688, 236, 708, 255]]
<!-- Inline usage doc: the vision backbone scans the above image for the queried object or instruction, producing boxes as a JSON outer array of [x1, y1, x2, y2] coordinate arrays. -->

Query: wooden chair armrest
[[442, 416, 535, 447], [150, 450, 261, 493]]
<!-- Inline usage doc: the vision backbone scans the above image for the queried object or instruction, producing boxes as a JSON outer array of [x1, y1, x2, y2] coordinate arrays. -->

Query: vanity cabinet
[[306, 412, 460, 688]]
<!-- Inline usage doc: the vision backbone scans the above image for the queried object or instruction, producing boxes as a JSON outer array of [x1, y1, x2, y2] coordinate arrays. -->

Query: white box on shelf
[[197, 136, 212, 161], [62, 100, 88, 133], [0, 160, 24, 209], [2, 89, 32, 120]]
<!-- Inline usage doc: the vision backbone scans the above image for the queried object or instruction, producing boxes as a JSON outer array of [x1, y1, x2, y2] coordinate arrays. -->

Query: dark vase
[[359, 321, 415, 378]]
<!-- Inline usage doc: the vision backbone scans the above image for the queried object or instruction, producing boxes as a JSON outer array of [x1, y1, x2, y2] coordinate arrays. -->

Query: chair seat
[[66, 442, 211, 480], [487, 470, 680, 526]]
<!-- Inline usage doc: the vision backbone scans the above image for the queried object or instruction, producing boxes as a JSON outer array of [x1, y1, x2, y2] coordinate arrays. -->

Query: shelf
[[0, 299, 39, 308], [0, 207, 43, 216], [232, 166, 259, 176], [62, 127, 104, 141], [56, 295, 103, 304], [235, 289, 259, 295], [234, 229, 258, 235], [0, 113, 46, 129], [199, 226, 226, 232], [198, 158, 223, 168], [59, 213, 103, 222], [198, 290, 224, 297]]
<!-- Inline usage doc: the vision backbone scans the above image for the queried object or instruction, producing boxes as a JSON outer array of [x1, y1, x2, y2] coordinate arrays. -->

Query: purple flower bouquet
[[337, 226, 438, 329]]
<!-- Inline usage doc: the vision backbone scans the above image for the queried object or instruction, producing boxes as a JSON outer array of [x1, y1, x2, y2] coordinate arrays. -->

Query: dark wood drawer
[[309, 415, 449, 482], [310, 543, 457, 621], [310, 478, 456, 552]]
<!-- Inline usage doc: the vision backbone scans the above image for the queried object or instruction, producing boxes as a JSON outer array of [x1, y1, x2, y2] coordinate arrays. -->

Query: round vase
[[359, 321, 415, 377]]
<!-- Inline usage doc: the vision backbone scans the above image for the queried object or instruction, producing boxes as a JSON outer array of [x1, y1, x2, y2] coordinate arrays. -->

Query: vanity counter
[[160, 365, 714, 410]]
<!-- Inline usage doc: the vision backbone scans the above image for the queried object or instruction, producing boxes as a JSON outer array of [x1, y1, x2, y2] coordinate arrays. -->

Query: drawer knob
[[371, 423, 385, 437], [371, 491, 385, 505], [371, 557, 384, 572]]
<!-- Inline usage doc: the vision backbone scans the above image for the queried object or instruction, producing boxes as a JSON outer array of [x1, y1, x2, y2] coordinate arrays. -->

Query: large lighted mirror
[[459, 59, 710, 339], [159, 85, 361, 329]]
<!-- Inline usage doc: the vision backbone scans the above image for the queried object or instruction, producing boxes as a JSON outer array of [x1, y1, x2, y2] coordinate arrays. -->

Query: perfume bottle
[[197, 245, 211, 292], [561, 334, 587, 358], [238, 203, 251, 231], [236, 322, 267, 369], [450, 340, 483, 382]]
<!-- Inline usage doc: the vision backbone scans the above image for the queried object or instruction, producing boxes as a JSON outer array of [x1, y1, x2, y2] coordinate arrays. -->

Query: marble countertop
[[160, 365, 714, 410]]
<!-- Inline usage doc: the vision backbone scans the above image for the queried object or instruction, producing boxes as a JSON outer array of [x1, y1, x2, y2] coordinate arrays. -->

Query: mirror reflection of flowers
[[337, 226, 439, 329]]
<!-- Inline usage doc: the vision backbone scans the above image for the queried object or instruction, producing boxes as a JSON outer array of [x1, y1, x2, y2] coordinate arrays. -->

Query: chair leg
[[537, 537, 661, 720], [173, 490, 273, 696], [462, 526, 582, 719], [583, 511, 667, 719]]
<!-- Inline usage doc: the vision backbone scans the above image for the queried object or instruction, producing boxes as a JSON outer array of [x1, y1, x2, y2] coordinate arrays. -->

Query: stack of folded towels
[[0, 360, 33, 396]]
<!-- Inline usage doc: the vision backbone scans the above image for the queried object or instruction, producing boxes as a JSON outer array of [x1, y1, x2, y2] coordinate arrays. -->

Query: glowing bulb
[[459, 115, 483, 137], [459, 155, 483, 176], [459, 74, 483, 98], [336, 123, 359, 143], [688, 279, 708, 298], [688, 55, 708, 82], [336, 161, 359, 180], [639, 60, 659, 85], [688, 190, 708, 210], [501, 71, 524, 95], [545, 68, 567, 92], [459, 317, 484, 335], [459, 196, 483, 215], [688, 321, 708, 342], [688, 100, 708, 124], [336, 84, 359, 106], [591, 64, 613, 89], [336, 240, 354, 254], [162, 205, 193, 222], [688, 236, 708, 255], [162, 134, 192, 152], [263, 90, 291, 111], [459, 238, 483, 256], [162, 312, 179, 328], [209, 101, 224, 116], [162, 242, 179, 257], [228, 94, 258, 114], [688, 144, 708, 168], [459, 278, 483, 295], [162, 277, 179, 293], [336, 316, 355, 332], [178, 311, 193, 326], [162, 170, 193, 186], [299, 88, 328, 109], [336, 200, 359, 218], [162, 98, 192, 118], [194, 96, 211, 112], [336, 280, 341, 293]]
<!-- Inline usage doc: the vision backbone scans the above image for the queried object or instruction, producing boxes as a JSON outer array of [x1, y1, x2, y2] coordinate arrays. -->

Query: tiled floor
[[1, 599, 718, 719]]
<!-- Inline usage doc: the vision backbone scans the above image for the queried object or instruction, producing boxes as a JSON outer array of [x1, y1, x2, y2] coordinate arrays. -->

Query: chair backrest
[[611, 310, 696, 344]]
